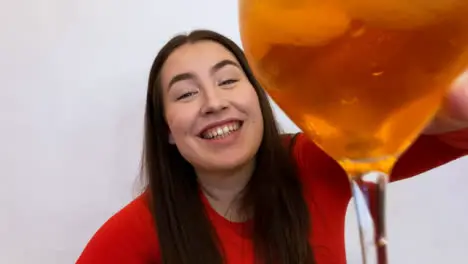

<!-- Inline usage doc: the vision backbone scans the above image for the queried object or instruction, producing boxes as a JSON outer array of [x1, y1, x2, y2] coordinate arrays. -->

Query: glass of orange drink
[[238, 0, 468, 263]]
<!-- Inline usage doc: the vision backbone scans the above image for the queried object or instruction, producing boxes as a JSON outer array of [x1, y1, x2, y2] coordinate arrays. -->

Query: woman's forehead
[[161, 41, 240, 84]]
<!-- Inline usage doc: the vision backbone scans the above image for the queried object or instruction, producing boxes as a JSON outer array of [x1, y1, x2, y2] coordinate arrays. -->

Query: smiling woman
[[76, 30, 468, 264], [161, 41, 264, 176], [126, 30, 311, 264]]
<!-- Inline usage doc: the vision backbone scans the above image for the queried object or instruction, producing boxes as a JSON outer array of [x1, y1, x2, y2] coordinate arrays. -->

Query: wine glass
[[238, 0, 468, 263]]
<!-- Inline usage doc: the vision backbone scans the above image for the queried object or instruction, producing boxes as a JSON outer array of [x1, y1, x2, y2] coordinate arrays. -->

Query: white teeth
[[201, 121, 241, 139]]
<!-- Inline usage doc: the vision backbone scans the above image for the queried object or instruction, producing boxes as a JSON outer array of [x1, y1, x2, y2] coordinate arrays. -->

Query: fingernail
[[453, 71, 468, 91], [448, 70, 468, 120]]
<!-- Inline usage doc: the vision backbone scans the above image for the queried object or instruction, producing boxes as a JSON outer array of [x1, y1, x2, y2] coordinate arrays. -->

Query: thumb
[[424, 71, 468, 134], [445, 71, 468, 121]]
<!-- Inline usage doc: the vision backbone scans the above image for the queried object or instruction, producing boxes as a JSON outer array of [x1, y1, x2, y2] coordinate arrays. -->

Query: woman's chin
[[200, 154, 255, 174]]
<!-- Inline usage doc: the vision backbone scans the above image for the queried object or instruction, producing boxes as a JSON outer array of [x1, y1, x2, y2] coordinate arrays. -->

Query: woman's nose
[[200, 89, 229, 115]]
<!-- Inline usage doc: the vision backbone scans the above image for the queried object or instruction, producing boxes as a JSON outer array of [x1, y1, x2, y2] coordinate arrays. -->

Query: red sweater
[[77, 131, 468, 264]]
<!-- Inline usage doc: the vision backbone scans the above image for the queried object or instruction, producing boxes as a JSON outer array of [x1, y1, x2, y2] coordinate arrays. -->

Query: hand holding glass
[[238, 1, 468, 263]]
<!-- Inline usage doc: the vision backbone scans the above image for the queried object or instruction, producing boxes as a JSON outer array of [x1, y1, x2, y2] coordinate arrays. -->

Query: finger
[[445, 70, 468, 121], [424, 71, 468, 134]]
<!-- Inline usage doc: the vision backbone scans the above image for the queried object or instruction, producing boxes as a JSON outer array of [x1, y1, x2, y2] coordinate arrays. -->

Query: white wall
[[1, 1, 466, 263]]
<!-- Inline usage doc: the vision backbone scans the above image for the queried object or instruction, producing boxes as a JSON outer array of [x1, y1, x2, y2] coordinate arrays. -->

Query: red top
[[77, 131, 468, 264]]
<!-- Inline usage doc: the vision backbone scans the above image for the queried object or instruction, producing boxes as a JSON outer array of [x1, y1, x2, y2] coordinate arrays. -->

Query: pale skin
[[160, 40, 468, 222]]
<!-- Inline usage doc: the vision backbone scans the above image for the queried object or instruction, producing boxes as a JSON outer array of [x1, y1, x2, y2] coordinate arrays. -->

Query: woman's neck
[[196, 160, 255, 222]]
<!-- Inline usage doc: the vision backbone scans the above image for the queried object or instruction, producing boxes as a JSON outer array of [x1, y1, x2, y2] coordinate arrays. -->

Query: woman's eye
[[176, 91, 197, 101], [219, 79, 239, 86]]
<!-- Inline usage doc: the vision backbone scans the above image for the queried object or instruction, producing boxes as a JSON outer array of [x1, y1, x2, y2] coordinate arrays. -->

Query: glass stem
[[349, 171, 389, 264]]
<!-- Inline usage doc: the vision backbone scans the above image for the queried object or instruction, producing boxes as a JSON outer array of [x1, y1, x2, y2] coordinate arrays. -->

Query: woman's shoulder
[[280, 132, 337, 170], [281, 133, 350, 196], [76, 193, 160, 263]]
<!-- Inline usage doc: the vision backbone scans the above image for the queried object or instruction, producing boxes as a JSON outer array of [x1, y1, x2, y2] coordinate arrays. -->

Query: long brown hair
[[142, 29, 314, 264]]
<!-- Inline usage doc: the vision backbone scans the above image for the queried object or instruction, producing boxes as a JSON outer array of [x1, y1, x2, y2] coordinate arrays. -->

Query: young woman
[[77, 30, 468, 264]]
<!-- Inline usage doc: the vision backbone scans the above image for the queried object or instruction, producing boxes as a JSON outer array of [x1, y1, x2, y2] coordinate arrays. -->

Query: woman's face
[[160, 40, 264, 175]]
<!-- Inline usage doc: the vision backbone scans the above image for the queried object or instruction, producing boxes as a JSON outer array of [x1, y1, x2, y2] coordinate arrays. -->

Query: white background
[[1, 0, 467, 263]]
